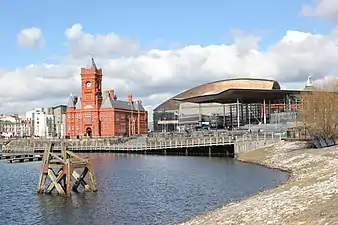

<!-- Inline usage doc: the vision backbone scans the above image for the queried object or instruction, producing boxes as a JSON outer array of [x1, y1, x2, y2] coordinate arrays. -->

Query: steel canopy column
[[263, 99, 266, 124], [248, 104, 251, 131], [222, 104, 226, 128], [237, 98, 240, 128], [198, 103, 201, 123]]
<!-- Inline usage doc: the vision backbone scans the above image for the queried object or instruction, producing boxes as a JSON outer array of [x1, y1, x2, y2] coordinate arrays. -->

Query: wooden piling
[[37, 142, 97, 196]]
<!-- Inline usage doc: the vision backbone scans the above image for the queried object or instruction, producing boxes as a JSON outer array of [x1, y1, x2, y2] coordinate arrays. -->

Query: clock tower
[[80, 58, 103, 136], [81, 58, 103, 109]]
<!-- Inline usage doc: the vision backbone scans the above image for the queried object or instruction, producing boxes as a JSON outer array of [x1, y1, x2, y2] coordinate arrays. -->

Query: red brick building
[[66, 58, 148, 137]]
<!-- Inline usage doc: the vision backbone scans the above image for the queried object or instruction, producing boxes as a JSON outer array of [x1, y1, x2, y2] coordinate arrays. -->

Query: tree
[[299, 78, 338, 138]]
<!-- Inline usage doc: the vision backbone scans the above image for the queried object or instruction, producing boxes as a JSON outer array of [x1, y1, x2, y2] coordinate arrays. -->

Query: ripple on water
[[0, 154, 287, 225]]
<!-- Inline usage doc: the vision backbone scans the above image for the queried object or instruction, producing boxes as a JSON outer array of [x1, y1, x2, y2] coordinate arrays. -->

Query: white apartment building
[[25, 105, 67, 138], [25, 108, 55, 137]]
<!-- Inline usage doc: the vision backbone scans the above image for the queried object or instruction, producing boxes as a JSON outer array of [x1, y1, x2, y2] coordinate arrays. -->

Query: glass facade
[[153, 93, 302, 132], [153, 110, 179, 132]]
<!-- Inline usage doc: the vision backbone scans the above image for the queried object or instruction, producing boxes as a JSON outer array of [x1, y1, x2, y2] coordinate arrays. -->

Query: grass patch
[[237, 146, 273, 162]]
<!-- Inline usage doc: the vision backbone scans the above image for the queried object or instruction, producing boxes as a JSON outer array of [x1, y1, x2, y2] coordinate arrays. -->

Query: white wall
[[26, 108, 53, 137], [25, 107, 67, 137], [34, 111, 46, 137]]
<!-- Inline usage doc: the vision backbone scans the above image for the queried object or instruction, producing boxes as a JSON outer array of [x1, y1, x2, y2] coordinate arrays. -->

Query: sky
[[0, 0, 338, 118]]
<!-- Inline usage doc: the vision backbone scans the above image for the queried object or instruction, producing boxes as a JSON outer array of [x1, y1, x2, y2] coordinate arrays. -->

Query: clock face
[[86, 82, 92, 88]]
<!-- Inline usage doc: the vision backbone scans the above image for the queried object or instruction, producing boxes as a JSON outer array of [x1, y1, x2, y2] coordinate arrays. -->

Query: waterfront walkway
[[1, 133, 281, 156]]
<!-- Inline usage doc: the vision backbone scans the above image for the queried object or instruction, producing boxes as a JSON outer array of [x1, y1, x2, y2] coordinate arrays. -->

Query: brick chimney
[[105, 90, 110, 98], [128, 93, 133, 103], [110, 89, 117, 100]]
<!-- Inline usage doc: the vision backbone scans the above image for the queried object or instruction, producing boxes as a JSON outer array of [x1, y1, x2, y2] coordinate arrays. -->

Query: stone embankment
[[2, 136, 135, 153], [180, 141, 338, 225]]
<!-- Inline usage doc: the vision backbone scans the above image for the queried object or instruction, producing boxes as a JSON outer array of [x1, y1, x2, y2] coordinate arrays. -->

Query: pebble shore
[[179, 141, 338, 225]]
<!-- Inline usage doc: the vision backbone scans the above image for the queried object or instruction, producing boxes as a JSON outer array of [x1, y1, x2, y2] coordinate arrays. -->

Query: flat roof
[[173, 88, 303, 104]]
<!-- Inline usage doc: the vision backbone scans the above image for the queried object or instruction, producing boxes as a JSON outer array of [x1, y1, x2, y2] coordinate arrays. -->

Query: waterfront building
[[0, 114, 28, 137], [53, 105, 67, 138], [153, 78, 313, 131], [153, 78, 279, 131], [25, 108, 54, 137], [25, 105, 67, 138], [65, 58, 148, 137]]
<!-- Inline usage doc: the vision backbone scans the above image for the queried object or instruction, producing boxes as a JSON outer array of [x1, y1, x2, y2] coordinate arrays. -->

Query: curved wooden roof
[[154, 78, 280, 112]]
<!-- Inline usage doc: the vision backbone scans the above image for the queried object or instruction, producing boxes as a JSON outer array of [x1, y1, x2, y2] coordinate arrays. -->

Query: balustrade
[[17, 132, 281, 152]]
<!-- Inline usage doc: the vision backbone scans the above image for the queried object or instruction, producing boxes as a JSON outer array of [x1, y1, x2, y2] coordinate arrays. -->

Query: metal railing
[[7, 133, 280, 153]]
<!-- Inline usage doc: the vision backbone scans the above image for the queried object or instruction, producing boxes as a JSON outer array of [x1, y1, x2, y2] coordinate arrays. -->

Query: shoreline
[[179, 141, 338, 224], [238, 155, 293, 187]]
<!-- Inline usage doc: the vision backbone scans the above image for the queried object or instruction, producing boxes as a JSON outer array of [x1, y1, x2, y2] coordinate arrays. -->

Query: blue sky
[[0, 0, 334, 69]]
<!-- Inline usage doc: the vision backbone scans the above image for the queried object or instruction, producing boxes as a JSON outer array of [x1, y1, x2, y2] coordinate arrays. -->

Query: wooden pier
[[8, 155, 43, 163], [0, 153, 43, 163], [37, 142, 98, 196]]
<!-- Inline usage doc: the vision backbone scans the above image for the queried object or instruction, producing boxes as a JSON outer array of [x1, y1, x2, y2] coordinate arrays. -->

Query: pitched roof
[[67, 94, 75, 108], [134, 101, 146, 111], [101, 96, 114, 108], [101, 95, 146, 111], [75, 97, 82, 109]]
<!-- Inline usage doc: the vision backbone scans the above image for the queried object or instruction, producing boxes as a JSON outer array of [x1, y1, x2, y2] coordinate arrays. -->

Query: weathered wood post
[[37, 141, 97, 196]]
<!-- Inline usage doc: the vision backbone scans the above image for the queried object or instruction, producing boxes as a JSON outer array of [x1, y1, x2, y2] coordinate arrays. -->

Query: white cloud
[[17, 27, 44, 48], [2, 23, 338, 120], [301, 0, 338, 22], [64, 23, 139, 57]]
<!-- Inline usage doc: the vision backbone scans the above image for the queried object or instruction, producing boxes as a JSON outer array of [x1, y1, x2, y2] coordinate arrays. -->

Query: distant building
[[25, 108, 54, 137], [66, 58, 148, 137], [53, 105, 67, 138], [153, 78, 279, 131], [304, 76, 317, 91], [0, 114, 28, 137]]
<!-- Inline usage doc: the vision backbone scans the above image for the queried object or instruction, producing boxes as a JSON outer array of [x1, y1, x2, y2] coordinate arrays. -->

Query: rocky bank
[[179, 141, 338, 225]]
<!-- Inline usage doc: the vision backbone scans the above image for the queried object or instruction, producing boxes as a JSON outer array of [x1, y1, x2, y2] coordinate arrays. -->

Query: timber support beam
[[37, 142, 97, 196]]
